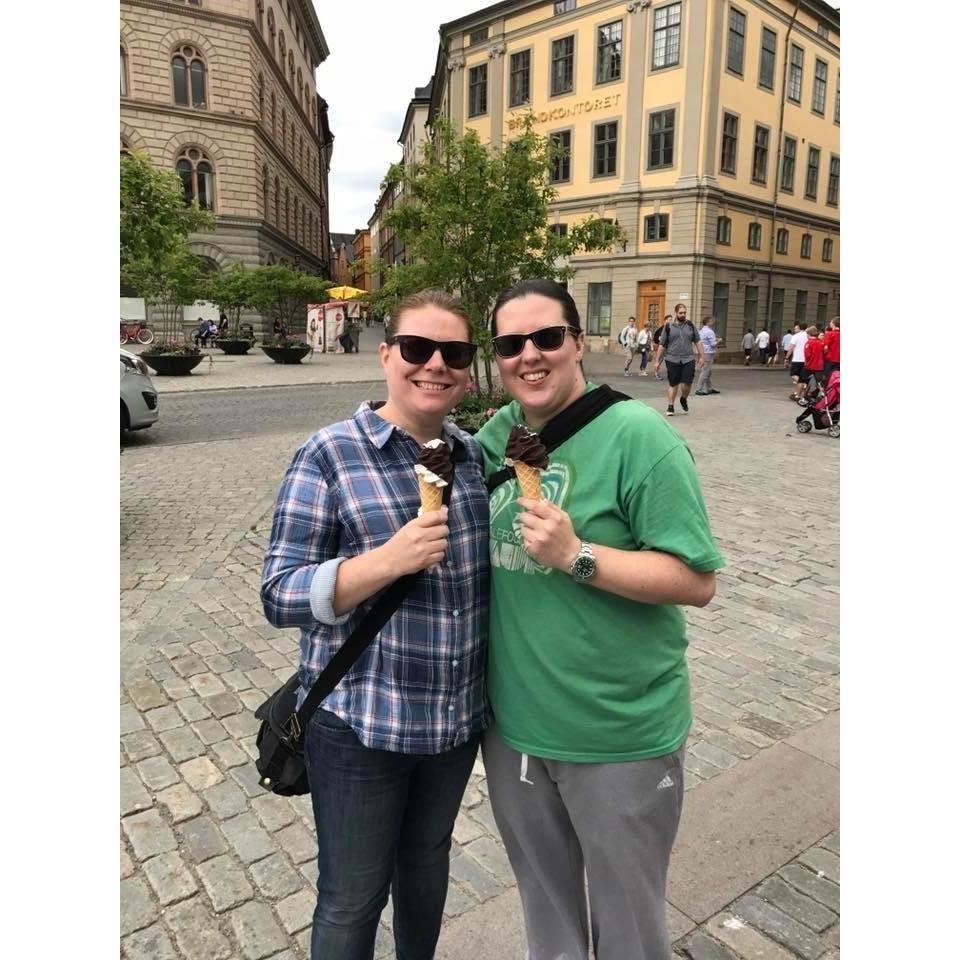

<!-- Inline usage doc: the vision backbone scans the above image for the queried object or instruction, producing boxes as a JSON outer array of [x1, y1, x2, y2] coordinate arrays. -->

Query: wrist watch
[[568, 541, 597, 583]]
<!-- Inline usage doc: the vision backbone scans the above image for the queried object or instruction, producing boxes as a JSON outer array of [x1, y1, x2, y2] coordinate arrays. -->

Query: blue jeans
[[304, 708, 480, 960]]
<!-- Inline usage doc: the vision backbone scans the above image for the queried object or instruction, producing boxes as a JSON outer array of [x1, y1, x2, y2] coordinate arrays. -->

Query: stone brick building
[[120, 0, 333, 334]]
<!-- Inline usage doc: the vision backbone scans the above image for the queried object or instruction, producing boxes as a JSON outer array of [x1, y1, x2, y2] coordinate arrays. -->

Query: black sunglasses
[[491, 325, 580, 359], [385, 335, 478, 370]]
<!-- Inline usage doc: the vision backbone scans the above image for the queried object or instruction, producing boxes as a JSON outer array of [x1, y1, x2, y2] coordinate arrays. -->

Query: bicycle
[[120, 321, 155, 345]]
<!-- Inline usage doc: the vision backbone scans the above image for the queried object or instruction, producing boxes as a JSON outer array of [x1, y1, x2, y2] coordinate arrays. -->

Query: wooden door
[[636, 280, 666, 336]]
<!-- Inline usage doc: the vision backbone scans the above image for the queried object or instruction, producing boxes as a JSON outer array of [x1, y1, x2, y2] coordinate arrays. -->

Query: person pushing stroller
[[796, 370, 840, 438]]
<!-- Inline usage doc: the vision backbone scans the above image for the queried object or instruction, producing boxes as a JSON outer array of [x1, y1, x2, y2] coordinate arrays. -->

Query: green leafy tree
[[120, 150, 213, 281], [125, 247, 208, 346], [247, 265, 332, 340], [370, 117, 624, 389], [205, 263, 256, 339]]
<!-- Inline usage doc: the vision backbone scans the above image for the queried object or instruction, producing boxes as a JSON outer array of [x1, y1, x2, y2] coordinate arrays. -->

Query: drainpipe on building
[[765, 0, 801, 333]]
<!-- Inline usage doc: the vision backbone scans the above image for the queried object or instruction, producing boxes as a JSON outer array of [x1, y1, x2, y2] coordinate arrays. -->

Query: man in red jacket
[[823, 318, 840, 378]]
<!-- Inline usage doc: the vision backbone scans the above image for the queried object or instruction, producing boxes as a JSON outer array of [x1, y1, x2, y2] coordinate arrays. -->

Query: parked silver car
[[121, 348, 159, 432]]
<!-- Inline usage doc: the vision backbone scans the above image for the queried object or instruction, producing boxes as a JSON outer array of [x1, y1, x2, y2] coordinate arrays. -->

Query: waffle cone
[[514, 462, 542, 501], [418, 478, 444, 514]]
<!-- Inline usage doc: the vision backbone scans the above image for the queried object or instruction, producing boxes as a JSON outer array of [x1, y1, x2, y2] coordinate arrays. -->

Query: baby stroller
[[796, 370, 840, 438]]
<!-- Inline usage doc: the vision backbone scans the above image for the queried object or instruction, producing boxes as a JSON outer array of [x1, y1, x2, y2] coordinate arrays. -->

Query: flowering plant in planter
[[142, 339, 202, 357], [450, 382, 511, 434], [261, 333, 310, 349]]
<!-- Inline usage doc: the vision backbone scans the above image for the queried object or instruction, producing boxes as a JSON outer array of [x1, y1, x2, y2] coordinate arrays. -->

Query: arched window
[[121, 45, 128, 96], [776, 227, 789, 255], [289, 119, 295, 156], [288, 52, 295, 87], [299, 136, 303, 172], [297, 67, 303, 97], [285, 186, 290, 235], [271, 92, 277, 139], [257, 73, 264, 118], [176, 148, 215, 210], [274, 175, 280, 224], [255, 0, 264, 33], [293, 199, 298, 244], [279, 30, 286, 62], [267, 8, 276, 55], [172, 45, 206, 108], [262, 165, 270, 220], [281, 109, 287, 152]]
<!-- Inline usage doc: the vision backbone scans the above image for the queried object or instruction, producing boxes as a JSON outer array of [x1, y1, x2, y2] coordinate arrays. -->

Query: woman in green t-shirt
[[474, 279, 724, 960]]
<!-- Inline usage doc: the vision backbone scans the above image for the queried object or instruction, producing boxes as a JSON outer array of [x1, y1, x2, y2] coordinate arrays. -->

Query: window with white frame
[[652, 4, 682, 70], [759, 27, 776, 90], [596, 21, 622, 83], [776, 227, 789, 254], [812, 59, 828, 115], [509, 50, 531, 106], [648, 109, 675, 169], [468, 64, 487, 117], [551, 36, 575, 95], [171, 45, 207, 108], [717, 216, 732, 245], [788, 44, 803, 103], [593, 121, 618, 177], [586, 282, 612, 335], [727, 8, 745, 75], [176, 147, 215, 209]]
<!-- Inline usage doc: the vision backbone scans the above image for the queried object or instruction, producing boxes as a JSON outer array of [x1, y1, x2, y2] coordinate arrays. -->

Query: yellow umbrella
[[327, 285, 367, 301]]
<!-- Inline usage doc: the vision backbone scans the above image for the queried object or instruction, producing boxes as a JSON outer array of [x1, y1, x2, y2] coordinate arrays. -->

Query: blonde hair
[[806, 325, 819, 337], [387, 290, 471, 338]]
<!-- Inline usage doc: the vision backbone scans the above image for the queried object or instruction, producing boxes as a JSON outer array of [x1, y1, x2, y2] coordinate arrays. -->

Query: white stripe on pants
[[695, 354, 715, 392], [482, 726, 685, 960]]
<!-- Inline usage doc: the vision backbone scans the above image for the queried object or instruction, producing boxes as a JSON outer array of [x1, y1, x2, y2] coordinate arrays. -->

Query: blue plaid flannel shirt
[[261, 403, 491, 754]]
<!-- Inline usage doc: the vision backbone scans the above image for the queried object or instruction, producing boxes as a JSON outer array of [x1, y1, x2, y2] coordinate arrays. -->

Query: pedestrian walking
[[618, 317, 640, 376], [335, 312, 351, 353], [261, 290, 489, 960], [637, 321, 652, 375], [803, 324, 826, 389], [219, 312, 229, 337], [755, 328, 770, 364], [741, 329, 756, 365], [474, 278, 724, 960], [780, 328, 794, 369], [652, 315, 671, 380], [786, 323, 809, 401], [823, 317, 840, 378], [695, 316, 722, 395], [653, 304, 704, 416]]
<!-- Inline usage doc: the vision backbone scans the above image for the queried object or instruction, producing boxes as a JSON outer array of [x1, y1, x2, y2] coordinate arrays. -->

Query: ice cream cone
[[418, 477, 444, 513], [514, 462, 542, 501]]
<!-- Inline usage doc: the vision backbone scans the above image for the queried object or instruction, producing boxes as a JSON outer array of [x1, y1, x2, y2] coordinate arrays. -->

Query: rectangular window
[[509, 50, 531, 106], [835, 74, 840, 123], [812, 59, 828, 115], [805, 146, 820, 200], [713, 283, 729, 342], [817, 23, 829, 39], [596, 21, 623, 83], [781, 135, 796, 192], [469, 27, 488, 44], [822, 238, 833, 262], [748, 222, 762, 250], [648, 109, 675, 169], [550, 130, 571, 183], [586, 282, 612, 336], [788, 44, 804, 103], [652, 3, 682, 70], [795, 290, 807, 326], [551, 36, 575, 95], [727, 8, 746, 75], [744, 284, 758, 331], [717, 216, 732, 245], [554, 0, 576, 13], [801, 234, 812, 259], [776, 228, 789, 254], [468, 64, 487, 117], [752, 124, 769, 184], [827, 155, 840, 205], [593, 121, 618, 177], [817, 292, 829, 327], [644, 213, 669, 241], [759, 27, 776, 90], [771, 288, 784, 334], [550, 223, 568, 237], [720, 112, 739, 175]]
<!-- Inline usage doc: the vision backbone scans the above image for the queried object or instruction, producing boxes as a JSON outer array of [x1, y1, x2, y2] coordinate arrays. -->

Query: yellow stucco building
[[428, 0, 839, 354]]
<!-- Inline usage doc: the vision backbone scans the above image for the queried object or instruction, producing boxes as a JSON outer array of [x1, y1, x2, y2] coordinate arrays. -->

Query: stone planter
[[143, 353, 205, 376], [262, 345, 311, 364], [217, 339, 255, 356]]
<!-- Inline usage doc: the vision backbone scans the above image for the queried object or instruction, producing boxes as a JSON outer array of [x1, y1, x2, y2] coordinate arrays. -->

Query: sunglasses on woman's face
[[491, 325, 579, 359], [385, 335, 478, 370]]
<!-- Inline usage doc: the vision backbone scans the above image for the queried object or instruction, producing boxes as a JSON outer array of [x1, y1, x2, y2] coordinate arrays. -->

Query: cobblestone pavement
[[120, 377, 839, 960]]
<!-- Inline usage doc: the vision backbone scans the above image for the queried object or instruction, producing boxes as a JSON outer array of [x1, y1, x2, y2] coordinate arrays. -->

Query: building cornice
[[568, 249, 839, 280]]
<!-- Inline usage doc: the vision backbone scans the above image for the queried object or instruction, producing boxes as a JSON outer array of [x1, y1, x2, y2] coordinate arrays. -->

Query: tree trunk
[[484, 356, 493, 395]]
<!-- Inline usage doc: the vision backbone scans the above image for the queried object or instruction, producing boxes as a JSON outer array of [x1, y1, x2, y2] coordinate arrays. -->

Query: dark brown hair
[[490, 279, 582, 337]]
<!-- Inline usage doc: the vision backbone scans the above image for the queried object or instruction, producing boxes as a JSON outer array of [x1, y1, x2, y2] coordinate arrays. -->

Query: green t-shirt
[[474, 386, 725, 763]]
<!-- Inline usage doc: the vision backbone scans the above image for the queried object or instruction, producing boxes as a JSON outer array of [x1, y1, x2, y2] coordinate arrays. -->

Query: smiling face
[[377, 304, 472, 433], [493, 293, 585, 429]]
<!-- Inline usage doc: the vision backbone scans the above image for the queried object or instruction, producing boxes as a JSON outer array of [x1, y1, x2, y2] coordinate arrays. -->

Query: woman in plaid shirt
[[262, 291, 490, 960]]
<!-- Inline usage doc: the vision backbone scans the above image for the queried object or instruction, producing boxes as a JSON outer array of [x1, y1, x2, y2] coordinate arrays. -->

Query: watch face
[[573, 555, 597, 581]]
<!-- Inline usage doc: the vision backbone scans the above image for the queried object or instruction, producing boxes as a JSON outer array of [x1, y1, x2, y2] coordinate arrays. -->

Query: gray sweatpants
[[482, 727, 685, 960], [695, 354, 715, 392]]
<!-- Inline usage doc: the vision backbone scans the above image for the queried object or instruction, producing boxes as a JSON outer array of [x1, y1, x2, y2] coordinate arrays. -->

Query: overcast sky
[[313, 1, 846, 236]]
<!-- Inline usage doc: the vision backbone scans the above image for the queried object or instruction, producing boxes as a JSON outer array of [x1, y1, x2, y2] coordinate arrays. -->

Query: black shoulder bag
[[486, 384, 631, 494], [255, 465, 455, 796]]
